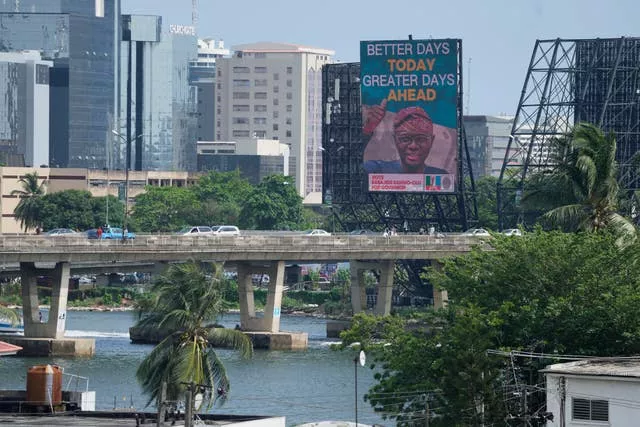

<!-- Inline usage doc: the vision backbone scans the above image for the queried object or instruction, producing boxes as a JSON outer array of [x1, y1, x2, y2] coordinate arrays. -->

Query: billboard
[[361, 39, 458, 192]]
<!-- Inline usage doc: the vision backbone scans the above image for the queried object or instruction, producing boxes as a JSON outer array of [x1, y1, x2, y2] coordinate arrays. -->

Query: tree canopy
[[340, 231, 640, 425]]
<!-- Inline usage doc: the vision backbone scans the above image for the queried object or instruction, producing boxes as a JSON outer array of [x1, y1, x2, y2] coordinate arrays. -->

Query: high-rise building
[[215, 42, 334, 204], [190, 39, 229, 142], [0, 0, 119, 169], [463, 115, 514, 178], [0, 51, 51, 167], [118, 15, 198, 171]]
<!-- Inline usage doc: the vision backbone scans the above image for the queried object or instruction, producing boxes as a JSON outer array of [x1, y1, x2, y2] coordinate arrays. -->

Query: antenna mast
[[192, 0, 199, 33]]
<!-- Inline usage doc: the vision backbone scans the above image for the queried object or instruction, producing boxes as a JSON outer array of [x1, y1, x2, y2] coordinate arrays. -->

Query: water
[[0, 311, 388, 426]]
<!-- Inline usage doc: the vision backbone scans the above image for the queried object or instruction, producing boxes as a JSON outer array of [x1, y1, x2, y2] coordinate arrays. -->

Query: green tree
[[341, 231, 640, 424], [37, 190, 125, 231], [131, 187, 202, 232], [240, 175, 304, 230], [135, 262, 252, 408], [11, 172, 46, 232], [474, 176, 498, 230], [523, 123, 636, 242], [192, 170, 252, 206]]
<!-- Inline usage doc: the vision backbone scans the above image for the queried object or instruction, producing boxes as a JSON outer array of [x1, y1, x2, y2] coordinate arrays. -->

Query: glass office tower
[[118, 15, 198, 171], [0, 0, 119, 168]]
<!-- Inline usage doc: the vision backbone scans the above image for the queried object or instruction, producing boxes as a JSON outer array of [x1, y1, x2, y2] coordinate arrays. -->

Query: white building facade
[[215, 42, 334, 204], [543, 359, 640, 427]]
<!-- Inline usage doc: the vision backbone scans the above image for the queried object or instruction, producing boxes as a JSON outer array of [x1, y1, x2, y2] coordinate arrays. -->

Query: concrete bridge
[[0, 234, 480, 354]]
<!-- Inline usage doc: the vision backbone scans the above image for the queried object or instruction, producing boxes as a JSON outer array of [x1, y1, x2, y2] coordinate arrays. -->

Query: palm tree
[[523, 123, 636, 242], [135, 262, 252, 410], [0, 306, 19, 326], [11, 172, 47, 232]]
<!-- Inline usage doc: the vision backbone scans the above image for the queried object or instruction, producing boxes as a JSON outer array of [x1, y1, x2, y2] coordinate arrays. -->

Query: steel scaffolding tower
[[498, 37, 640, 229]]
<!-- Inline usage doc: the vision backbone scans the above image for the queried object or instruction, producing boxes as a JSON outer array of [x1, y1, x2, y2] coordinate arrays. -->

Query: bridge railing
[[0, 234, 486, 252]]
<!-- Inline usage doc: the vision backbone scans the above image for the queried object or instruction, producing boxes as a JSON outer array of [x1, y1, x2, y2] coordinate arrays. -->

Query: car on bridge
[[349, 229, 378, 235], [44, 228, 78, 237], [303, 229, 331, 236], [463, 228, 491, 237], [87, 227, 136, 240], [211, 225, 241, 236], [176, 226, 214, 236]]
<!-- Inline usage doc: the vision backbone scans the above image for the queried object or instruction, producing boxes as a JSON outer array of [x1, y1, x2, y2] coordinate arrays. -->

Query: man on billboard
[[363, 99, 447, 174]]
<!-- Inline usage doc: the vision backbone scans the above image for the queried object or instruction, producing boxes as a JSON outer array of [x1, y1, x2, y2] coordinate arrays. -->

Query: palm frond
[[208, 328, 254, 358]]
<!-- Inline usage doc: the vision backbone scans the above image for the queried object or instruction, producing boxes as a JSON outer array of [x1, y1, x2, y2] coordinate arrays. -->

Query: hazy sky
[[126, 0, 639, 116]]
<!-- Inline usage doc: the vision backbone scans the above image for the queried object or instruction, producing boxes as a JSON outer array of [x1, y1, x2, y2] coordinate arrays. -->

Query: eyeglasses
[[395, 134, 433, 147]]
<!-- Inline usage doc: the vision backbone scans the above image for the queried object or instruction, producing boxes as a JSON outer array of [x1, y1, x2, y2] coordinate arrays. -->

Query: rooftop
[[232, 42, 334, 56], [542, 358, 640, 378]]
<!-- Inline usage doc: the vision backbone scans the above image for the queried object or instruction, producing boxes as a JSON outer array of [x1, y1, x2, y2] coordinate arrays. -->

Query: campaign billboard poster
[[360, 39, 458, 193]]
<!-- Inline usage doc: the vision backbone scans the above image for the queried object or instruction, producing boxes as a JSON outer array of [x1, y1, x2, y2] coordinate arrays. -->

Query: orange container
[[26, 364, 63, 406]]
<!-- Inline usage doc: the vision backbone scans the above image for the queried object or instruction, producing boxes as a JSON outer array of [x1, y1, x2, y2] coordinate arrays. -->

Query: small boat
[[0, 319, 24, 334]]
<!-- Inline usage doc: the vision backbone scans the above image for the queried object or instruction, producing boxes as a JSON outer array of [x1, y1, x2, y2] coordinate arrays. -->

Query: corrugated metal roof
[[542, 358, 640, 378]]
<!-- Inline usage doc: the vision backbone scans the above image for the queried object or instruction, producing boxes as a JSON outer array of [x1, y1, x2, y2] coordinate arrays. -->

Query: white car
[[503, 228, 523, 236], [304, 229, 331, 236], [211, 225, 240, 236], [176, 226, 214, 236], [463, 228, 491, 237]]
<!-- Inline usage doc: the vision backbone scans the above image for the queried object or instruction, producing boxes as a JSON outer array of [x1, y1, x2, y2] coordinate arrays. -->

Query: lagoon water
[[0, 311, 388, 426]]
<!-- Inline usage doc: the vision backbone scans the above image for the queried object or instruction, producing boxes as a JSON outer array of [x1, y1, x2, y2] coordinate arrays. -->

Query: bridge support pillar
[[20, 262, 70, 339], [431, 261, 448, 310], [350, 262, 366, 314], [374, 260, 394, 316], [237, 261, 284, 332]]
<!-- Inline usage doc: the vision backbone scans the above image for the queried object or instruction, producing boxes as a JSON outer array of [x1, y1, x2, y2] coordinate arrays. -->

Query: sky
[[125, 0, 640, 117]]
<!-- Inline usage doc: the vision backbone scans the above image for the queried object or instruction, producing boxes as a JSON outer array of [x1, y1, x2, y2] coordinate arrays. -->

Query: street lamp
[[111, 130, 143, 239]]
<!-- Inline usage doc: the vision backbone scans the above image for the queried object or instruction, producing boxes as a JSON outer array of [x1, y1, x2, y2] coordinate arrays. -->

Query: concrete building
[[117, 15, 198, 172], [543, 358, 640, 427], [190, 38, 229, 142], [0, 51, 51, 168], [463, 115, 514, 179], [197, 138, 290, 184], [0, 167, 201, 233], [215, 42, 334, 204], [0, 0, 120, 169]]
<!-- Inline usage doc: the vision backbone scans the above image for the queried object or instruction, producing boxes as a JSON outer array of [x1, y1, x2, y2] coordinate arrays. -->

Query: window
[[233, 66, 250, 73], [273, 73, 279, 80], [36, 64, 49, 84], [286, 79, 292, 87], [286, 118, 292, 125], [273, 85, 279, 93], [254, 105, 267, 112], [255, 79, 267, 86], [233, 105, 250, 112], [254, 130, 267, 138], [286, 105, 292, 112], [273, 98, 279, 106], [286, 66, 293, 74], [233, 130, 250, 137], [233, 79, 250, 87], [572, 398, 608, 422], [286, 92, 292, 100], [233, 92, 250, 99], [255, 66, 267, 73], [217, 83, 221, 89], [273, 124, 279, 131], [254, 118, 267, 125], [232, 117, 249, 124], [217, 96, 221, 102], [255, 92, 268, 99], [255, 52, 266, 58], [273, 111, 279, 119], [286, 130, 292, 137], [218, 70, 222, 77], [217, 108, 221, 115]]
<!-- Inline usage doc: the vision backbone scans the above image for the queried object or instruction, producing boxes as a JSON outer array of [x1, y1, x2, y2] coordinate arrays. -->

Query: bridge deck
[[0, 234, 481, 264]]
